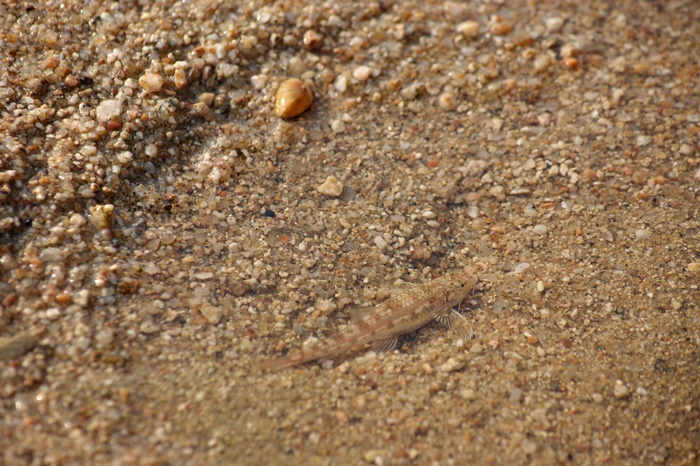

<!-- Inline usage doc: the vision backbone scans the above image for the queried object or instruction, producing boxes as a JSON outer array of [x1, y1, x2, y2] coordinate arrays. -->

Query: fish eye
[[460, 283, 465, 288]]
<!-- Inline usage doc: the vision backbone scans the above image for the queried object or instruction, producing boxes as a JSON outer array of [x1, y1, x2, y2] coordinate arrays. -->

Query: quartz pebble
[[88, 204, 115, 230], [331, 119, 346, 134], [613, 380, 630, 399], [199, 303, 223, 325], [303, 30, 323, 49], [545, 17, 565, 32], [353, 65, 374, 81], [533, 224, 548, 235], [439, 357, 465, 373], [317, 175, 344, 197], [456, 20, 480, 37], [139, 72, 164, 93], [96, 99, 122, 122], [139, 320, 160, 335]]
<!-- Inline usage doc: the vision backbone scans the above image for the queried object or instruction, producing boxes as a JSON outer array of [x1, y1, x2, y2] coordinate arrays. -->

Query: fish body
[[261, 268, 478, 370]]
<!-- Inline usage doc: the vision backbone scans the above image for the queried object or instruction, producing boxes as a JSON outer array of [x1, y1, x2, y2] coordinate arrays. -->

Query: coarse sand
[[1, 0, 699, 464]]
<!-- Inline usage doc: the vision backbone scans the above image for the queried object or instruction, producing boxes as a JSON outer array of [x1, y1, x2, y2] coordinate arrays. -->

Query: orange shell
[[274, 78, 313, 118]]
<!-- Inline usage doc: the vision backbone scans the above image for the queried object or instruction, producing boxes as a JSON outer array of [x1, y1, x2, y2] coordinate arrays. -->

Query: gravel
[[1, 0, 699, 465]]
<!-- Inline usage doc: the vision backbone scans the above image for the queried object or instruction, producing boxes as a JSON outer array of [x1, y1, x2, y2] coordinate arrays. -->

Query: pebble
[[613, 380, 630, 399], [70, 213, 86, 227], [545, 17, 565, 32], [331, 119, 346, 134], [139, 320, 160, 335], [353, 65, 374, 81], [521, 439, 537, 455], [373, 236, 388, 250], [95, 328, 115, 348], [439, 357, 465, 373], [303, 30, 323, 49], [96, 99, 122, 122], [456, 20, 480, 38], [459, 388, 476, 400], [317, 175, 344, 197], [533, 224, 548, 235], [513, 262, 531, 274], [275, 78, 313, 118], [437, 92, 456, 111], [88, 204, 115, 230], [636, 387, 648, 396], [173, 69, 187, 89], [73, 289, 90, 307], [143, 262, 161, 276], [0, 332, 37, 362], [199, 303, 223, 325], [533, 54, 553, 73], [636, 135, 652, 146], [635, 229, 650, 240], [139, 72, 164, 93]]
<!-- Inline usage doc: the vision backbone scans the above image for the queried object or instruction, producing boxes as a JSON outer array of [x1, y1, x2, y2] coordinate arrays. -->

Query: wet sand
[[1, 0, 699, 464]]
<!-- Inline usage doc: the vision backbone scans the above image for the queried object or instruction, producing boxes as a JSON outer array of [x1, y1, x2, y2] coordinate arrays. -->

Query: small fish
[[261, 268, 478, 371]]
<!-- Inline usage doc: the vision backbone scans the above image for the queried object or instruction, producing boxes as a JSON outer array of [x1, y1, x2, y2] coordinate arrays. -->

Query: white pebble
[[439, 357, 465, 373], [69, 213, 87, 226], [545, 17, 565, 33], [635, 229, 650, 240], [467, 206, 480, 219], [331, 119, 345, 134], [139, 72, 164, 93], [317, 175, 344, 197], [95, 328, 115, 348], [117, 151, 133, 165], [373, 236, 388, 250], [613, 380, 630, 399], [353, 65, 374, 81], [139, 320, 160, 334], [199, 303, 223, 325], [334, 74, 348, 93], [533, 54, 553, 73], [533, 224, 548, 235], [636, 135, 652, 146], [456, 20, 480, 37], [513, 262, 531, 273], [636, 387, 648, 396], [438, 92, 456, 111], [96, 99, 122, 122]]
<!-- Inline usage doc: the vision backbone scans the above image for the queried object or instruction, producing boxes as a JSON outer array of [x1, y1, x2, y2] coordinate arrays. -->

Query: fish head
[[443, 268, 479, 307]]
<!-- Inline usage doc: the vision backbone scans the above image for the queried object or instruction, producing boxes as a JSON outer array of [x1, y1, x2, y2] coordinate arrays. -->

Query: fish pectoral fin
[[435, 309, 467, 327], [435, 310, 474, 339], [371, 336, 399, 353]]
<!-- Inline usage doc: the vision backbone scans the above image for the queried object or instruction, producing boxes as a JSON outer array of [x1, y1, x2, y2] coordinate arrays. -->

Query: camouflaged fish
[[262, 268, 478, 370]]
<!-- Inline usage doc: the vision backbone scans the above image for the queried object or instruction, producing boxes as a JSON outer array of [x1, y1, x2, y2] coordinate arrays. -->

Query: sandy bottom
[[1, 0, 698, 464]]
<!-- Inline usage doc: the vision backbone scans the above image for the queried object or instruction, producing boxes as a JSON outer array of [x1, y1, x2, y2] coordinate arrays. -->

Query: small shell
[[275, 78, 313, 118]]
